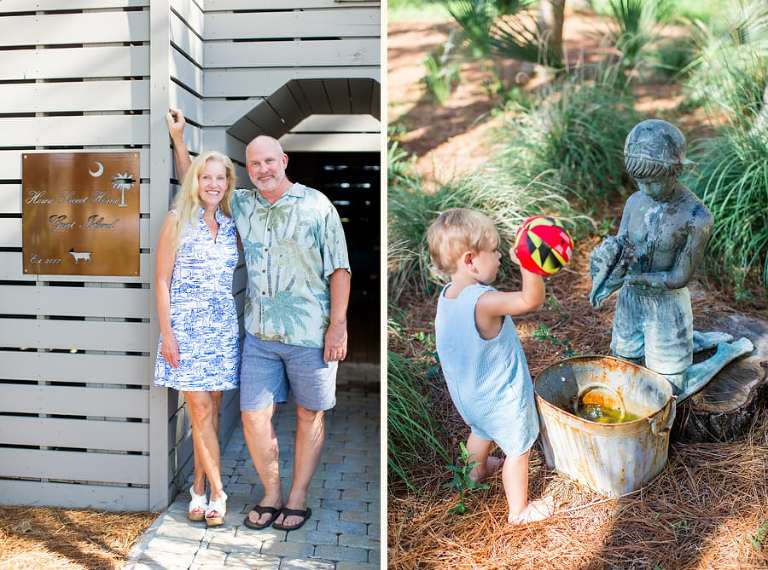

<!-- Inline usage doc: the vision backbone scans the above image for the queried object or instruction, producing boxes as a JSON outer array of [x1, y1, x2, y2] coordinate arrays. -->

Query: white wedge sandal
[[187, 485, 208, 522], [205, 491, 227, 527]]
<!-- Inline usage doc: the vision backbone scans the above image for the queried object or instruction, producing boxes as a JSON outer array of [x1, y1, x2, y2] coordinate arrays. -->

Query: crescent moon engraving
[[88, 161, 104, 177]]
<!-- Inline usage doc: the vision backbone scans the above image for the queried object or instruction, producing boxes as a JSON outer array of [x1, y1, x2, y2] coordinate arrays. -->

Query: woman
[[154, 151, 240, 527]]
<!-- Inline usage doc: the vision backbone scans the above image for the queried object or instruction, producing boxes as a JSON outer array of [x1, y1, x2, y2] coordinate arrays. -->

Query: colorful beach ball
[[514, 216, 573, 276]]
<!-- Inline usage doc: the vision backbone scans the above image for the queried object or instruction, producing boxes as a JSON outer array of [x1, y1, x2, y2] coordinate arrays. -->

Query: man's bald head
[[245, 135, 291, 197], [246, 135, 285, 157]]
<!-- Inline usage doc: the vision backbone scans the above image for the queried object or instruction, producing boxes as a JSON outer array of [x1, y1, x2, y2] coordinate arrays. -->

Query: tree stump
[[673, 314, 768, 443]]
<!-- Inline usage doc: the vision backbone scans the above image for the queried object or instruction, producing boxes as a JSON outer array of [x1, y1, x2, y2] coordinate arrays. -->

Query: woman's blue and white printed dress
[[154, 208, 240, 391]]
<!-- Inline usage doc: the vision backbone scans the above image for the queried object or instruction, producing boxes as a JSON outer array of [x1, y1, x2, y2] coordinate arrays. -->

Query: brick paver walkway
[[126, 384, 380, 570]]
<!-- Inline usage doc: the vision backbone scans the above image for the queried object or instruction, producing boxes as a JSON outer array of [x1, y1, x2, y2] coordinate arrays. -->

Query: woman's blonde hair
[[171, 151, 236, 249], [427, 208, 499, 275]]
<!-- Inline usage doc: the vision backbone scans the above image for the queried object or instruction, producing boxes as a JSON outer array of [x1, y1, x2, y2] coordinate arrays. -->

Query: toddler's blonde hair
[[427, 208, 500, 275]]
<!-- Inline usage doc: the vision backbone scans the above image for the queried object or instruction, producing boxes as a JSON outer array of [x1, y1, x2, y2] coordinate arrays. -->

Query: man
[[589, 119, 752, 400], [166, 109, 351, 531]]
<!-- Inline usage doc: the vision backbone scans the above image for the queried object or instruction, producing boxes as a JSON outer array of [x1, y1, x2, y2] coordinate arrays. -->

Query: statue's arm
[[667, 207, 712, 288]]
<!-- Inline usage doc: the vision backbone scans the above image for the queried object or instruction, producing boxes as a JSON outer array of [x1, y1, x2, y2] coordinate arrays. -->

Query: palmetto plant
[[605, 0, 667, 71], [444, 0, 562, 68]]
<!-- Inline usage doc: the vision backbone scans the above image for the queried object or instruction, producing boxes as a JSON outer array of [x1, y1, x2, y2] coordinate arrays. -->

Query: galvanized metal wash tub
[[535, 356, 676, 497]]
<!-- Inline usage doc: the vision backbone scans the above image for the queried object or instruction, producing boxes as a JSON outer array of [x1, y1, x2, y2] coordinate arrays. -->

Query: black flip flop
[[272, 507, 312, 531], [243, 505, 280, 530]]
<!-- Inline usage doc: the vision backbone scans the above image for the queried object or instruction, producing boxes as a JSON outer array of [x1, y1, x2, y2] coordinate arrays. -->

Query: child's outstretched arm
[[477, 248, 545, 319]]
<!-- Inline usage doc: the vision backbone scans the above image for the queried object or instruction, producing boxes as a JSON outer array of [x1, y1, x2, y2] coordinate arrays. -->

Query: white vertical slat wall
[[0, 0, 380, 512], [0, 1, 155, 511]]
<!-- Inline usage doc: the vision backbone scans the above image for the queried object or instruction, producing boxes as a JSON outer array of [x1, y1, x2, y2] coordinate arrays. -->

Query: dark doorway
[[286, 152, 380, 365]]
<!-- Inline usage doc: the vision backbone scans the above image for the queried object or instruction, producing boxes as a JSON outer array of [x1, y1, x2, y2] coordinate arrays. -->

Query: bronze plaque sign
[[22, 152, 140, 276]]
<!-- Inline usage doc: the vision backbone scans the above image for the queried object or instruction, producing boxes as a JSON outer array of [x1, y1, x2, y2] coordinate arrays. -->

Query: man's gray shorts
[[240, 332, 337, 412]]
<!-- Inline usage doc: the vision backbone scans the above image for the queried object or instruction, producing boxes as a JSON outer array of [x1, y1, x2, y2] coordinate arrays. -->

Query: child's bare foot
[[470, 456, 505, 483], [508, 496, 555, 525]]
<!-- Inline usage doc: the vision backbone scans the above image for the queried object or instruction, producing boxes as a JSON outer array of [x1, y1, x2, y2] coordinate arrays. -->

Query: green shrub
[[387, 351, 449, 491]]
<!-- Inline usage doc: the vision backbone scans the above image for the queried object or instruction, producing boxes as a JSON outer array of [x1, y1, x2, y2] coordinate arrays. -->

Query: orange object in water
[[535, 356, 676, 497]]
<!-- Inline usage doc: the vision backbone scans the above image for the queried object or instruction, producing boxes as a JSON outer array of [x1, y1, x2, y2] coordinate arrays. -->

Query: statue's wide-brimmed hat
[[624, 119, 693, 176]]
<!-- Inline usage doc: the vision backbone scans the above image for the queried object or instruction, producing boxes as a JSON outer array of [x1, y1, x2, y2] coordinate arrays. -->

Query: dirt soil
[[0, 507, 156, 569], [388, 10, 712, 183]]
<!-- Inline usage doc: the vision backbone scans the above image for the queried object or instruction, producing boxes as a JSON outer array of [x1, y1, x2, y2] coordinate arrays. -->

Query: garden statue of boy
[[589, 119, 753, 401]]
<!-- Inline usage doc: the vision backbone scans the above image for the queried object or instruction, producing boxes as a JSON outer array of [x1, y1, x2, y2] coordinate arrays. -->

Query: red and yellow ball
[[514, 216, 573, 276]]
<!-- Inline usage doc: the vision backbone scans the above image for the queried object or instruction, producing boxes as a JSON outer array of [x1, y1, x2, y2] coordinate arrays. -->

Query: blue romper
[[154, 208, 240, 391], [435, 283, 539, 457]]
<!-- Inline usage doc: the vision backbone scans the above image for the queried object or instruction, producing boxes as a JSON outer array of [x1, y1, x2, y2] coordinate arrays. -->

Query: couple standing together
[[153, 110, 351, 531]]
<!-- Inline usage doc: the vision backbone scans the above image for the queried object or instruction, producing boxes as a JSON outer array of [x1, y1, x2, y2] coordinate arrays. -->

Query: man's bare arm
[[166, 108, 192, 181], [324, 269, 351, 363]]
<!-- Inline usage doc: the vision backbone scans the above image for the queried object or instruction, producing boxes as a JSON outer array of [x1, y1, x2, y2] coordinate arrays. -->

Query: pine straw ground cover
[[389, 237, 768, 569], [0, 507, 156, 569]]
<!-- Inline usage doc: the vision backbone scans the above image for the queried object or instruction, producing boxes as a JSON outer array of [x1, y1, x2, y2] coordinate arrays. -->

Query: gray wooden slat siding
[[205, 0, 378, 8], [0, 12, 150, 47], [171, 10, 203, 65], [0, 286, 150, 319], [204, 67, 380, 98], [205, 9, 378, 39], [0, 46, 150, 81], [0, 81, 150, 114], [3, 385, 148, 419], [0, 0, 149, 12], [171, 49, 204, 96], [203, 98, 264, 127], [2, 116, 149, 147], [0, 417, 148, 452], [0, 183, 151, 215], [170, 0, 204, 36], [0, 319, 151, 352], [170, 82, 204, 126], [204, 38, 379, 68], [0, 449, 148, 485], [0, 481, 148, 511], [0, 353, 151, 385]]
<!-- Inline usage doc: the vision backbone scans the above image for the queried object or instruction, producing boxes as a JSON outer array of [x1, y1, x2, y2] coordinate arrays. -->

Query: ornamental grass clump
[[387, 351, 449, 492], [495, 67, 641, 204], [685, 129, 768, 290]]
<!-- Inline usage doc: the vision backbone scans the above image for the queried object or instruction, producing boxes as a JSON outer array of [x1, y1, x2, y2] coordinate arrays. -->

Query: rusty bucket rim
[[533, 354, 675, 428]]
